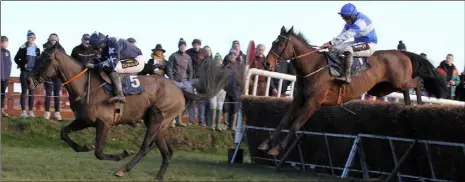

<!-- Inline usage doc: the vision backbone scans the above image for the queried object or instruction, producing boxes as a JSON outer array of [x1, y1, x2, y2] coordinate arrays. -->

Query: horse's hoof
[[82, 144, 95, 152], [155, 176, 164, 182], [114, 170, 125, 177], [124, 149, 136, 156], [267, 147, 280, 156], [257, 142, 270, 151]]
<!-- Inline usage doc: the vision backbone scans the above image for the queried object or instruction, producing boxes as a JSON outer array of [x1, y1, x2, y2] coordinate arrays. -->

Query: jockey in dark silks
[[86, 32, 142, 104]]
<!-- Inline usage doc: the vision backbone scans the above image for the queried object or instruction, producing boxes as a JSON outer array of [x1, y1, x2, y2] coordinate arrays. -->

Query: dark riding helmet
[[89, 32, 107, 49]]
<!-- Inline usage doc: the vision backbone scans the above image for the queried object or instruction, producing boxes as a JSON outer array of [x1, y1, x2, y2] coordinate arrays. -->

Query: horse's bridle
[[268, 35, 294, 67], [30, 50, 55, 88], [267, 35, 329, 78]]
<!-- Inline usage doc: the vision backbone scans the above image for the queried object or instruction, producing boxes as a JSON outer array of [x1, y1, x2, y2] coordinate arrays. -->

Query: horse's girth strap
[[337, 86, 345, 105]]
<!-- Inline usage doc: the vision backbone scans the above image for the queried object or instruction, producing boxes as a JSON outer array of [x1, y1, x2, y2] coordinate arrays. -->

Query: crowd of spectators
[[0, 30, 298, 132], [397, 40, 464, 100], [1, 31, 464, 127]]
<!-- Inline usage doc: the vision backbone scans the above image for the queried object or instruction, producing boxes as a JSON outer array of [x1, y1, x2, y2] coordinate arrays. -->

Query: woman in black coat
[[42, 33, 66, 120]]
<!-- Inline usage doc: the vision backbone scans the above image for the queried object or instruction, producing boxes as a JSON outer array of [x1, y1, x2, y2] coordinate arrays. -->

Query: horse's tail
[[182, 61, 231, 103], [400, 51, 448, 99], [182, 90, 204, 101]]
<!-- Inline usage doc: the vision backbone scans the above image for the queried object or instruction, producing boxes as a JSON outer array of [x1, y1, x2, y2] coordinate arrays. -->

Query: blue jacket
[[331, 12, 378, 45], [1, 48, 12, 80], [96, 37, 143, 72]]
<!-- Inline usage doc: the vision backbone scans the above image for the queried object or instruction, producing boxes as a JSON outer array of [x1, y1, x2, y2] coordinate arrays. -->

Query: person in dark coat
[[1, 35, 12, 117], [14, 30, 41, 118], [42, 33, 66, 120], [71, 34, 95, 65], [397, 40, 406, 51], [222, 49, 246, 131], [223, 40, 247, 66], [139, 44, 168, 76], [166, 38, 194, 127], [185, 39, 209, 126]]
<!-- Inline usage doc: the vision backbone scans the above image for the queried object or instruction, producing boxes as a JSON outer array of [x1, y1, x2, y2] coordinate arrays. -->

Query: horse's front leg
[[94, 119, 135, 161], [403, 90, 412, 105], [258, 97, 302, 151], [415, 78, 423, 104], [268, 96, 323, 157], [61, 118, 95, 152]]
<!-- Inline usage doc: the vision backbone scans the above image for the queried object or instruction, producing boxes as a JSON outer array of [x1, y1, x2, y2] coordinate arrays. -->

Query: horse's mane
[[49, 44, 84, 65], [285, 27, 315, 50]]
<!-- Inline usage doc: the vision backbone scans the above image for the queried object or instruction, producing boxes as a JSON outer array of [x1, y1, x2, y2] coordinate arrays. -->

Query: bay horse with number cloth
[[26, 43, 230, 181]]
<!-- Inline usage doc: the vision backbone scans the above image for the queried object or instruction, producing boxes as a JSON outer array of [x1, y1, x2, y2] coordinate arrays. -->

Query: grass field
[[1, 117, 348, 181]]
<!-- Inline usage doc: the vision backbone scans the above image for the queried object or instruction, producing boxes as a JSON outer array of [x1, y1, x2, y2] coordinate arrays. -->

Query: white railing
[[244, 68, 465, 106], [244, 68, 296, 97]]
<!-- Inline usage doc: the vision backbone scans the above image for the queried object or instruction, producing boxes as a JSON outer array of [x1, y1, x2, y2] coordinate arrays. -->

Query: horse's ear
[[280, 26, 286, 34], [287, 26, 294, 35]]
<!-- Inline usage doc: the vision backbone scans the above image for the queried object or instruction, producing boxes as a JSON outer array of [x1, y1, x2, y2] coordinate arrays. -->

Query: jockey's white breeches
[[114, 55, 145, 74], [332, 42, 377, 57]]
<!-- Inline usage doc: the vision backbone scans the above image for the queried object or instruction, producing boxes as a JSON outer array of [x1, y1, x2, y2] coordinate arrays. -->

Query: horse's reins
[[62, 68, 88, 85], [269, 35, 330, 78], [59, 54, 106, 103]]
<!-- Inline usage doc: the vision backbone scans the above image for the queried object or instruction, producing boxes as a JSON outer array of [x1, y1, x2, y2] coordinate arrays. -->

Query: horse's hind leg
[[155, 135, 172, 181], [114, 106, 163, 177], [268, 95, 323, 157], [257, 101, 299, 151], [390, 75, 422, 105], [94, 119, 135, 161], [415, 78, 424, 104], [403, 90, 412, 105], [400, 77, 422, 105], [258, 110, 292, 151], [61, 119, 94, 152]]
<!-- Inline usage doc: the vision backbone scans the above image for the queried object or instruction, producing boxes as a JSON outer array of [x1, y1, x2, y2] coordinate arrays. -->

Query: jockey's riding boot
[[335, 51, 353, 84], [108, 72, 126, 104], [209, 109, 217, 131]]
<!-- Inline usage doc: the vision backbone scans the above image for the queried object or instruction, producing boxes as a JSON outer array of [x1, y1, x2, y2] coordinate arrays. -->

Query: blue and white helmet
[[338, 3, 358, 16], [89, 32, 107, 48]]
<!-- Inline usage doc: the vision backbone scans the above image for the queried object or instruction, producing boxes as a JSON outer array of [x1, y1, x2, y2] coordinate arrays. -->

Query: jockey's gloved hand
[[85, 63, 95, 69], [321, 42, 332, 49], [92, 57, 101, 63]]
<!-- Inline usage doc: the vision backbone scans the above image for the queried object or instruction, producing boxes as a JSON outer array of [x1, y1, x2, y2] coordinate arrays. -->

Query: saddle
[[324, 50, 371, 77], [99, 71, 130, 85], [99, 72, 145, 96]]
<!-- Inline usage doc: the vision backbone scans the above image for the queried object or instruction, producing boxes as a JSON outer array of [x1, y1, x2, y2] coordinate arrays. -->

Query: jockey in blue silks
[[320, 3, 378, 84], [86, 32, 142, 104]]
